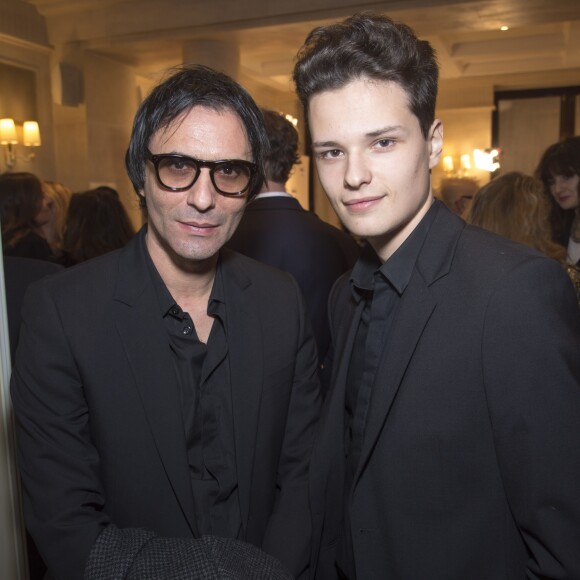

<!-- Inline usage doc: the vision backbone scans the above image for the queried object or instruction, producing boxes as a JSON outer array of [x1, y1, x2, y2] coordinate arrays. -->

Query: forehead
[[150, 105, 251, 159], [307, 78, 416, 136]]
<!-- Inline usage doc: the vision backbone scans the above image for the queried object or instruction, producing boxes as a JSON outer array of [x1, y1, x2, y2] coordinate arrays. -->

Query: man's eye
[[216, 163, 244, 178], [319, 149, 342, 160], [376, 138, 394, 148], [169, 159, 191, 171]]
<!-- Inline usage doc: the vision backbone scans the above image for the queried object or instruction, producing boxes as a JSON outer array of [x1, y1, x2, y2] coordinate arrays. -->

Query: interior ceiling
[[24, 0, 580, 93]]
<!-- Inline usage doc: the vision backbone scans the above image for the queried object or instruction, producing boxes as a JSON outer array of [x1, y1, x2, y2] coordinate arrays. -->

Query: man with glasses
[[11, 65, 320, 580]]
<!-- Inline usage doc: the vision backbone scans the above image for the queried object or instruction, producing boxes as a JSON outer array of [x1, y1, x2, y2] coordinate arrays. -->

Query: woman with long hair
[[467, 171, 580, 306], [536, 136, 580, 266], [0, 172, 54, 260], [60, 187, 135, 266], [40, 180, 72, 254]]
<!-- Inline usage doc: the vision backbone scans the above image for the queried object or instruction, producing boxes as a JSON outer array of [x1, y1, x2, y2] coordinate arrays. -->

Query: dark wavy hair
[[261, 109, 300, 185], [535, 136, 580, 246], [293, 12, 439, 138], [125, 64, 269, 206], [62, 188, 135, 265], [0, 172, 45, 249]]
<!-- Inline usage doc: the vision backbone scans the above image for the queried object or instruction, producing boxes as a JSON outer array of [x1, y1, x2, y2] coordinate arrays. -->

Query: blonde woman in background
[[467, 171, 580, 306], [41, 180, 72, 254]]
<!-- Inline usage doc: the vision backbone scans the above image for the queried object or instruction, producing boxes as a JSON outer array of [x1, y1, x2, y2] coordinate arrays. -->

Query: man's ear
[[428, 119, 443, 169]]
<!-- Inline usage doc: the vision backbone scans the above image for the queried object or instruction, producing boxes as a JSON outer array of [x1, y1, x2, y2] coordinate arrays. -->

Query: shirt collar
[[350, 200, 438, 301], [253, 191, 293, 199]]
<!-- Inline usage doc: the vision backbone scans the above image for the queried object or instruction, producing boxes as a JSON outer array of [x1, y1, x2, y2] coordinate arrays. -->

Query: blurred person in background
[[59, 186, 136, 266], [40, 180, 72, 255], [467, 171, 580, 306], [228, 108, 359, 364], [437, 176, 479, 217], [0, 172, 54, 261], [536, 136, 580, 265]]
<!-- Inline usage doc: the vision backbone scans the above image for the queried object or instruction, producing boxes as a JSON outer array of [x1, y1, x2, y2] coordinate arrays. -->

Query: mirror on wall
[[0, 62, 38, 122], [493, 86, 580, 176]]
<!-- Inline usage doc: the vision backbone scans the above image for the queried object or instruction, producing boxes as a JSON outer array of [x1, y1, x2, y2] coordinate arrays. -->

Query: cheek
[[223, 201, 246, 225], [316, 165, 341, 198]]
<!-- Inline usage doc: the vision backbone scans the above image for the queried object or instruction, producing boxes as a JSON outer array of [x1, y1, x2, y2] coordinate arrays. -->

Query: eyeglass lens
[[156, 156, 252, 195]]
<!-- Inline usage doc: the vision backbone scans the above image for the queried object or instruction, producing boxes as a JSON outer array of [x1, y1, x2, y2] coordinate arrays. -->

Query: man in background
[[228, 108, 359, 363]]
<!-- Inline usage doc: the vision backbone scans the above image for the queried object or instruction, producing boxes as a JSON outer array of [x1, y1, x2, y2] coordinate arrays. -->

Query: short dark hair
[[535, 136, 580, 246], [293, 12, 439, 138], [261, 109, 300, 185], [0, 172, 44, 249], [125, 64, 268, 205]]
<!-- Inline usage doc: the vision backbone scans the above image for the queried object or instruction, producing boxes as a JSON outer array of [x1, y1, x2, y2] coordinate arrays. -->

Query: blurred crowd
[[0, 173, 136, 267], [436, 135, 580, 305]]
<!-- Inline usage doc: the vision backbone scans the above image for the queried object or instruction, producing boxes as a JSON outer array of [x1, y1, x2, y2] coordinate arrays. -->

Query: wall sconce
[[442, 155, 454, 174], [0, 118, 42, 170], [442, 153, 473, 177]]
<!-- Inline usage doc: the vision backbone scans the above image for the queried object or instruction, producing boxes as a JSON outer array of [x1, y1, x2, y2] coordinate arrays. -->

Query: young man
[[228, 108, 359, 364], [293, 13, 580, 580], [11, 65, 319, 580]]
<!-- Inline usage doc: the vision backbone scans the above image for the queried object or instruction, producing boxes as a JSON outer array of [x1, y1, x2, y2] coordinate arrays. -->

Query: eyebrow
[[311, 125, 405, 148], [366, 125, 404, 138]]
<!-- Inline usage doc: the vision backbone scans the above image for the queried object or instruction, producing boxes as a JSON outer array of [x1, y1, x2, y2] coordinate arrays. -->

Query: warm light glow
[[23, 121, 41, 147], [0, 118, 18, 144], [500, 26, 509, 31], [284, 114, 298, 127], [473, 148, 500, 172], [460, 154, 472, 171], [442, 155, 454, 173]]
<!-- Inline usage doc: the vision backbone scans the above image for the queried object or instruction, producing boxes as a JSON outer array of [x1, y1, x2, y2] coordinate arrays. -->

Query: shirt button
[[170, 306, 180, 316], [182, 326, 192, 335]]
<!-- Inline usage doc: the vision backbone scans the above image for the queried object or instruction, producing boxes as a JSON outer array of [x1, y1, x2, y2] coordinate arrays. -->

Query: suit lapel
[[354, 274, 435, 484], [353, 203, 465, 485], [113, 228, 197, 535], [220, 249, 263, 528]]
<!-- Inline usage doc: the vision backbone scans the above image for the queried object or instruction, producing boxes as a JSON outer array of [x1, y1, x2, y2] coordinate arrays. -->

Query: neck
[[371, 194, 434, 263], [146, 233, 217, 307], [261, 179, 286, 193]]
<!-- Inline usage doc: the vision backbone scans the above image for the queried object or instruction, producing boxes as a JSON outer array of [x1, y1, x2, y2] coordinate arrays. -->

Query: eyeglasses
[[146, 150, 257, 197]]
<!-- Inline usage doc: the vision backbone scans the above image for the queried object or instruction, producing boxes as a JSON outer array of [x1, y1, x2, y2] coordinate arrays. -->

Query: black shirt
[[143, 241, 242, 539], [337, 201, 438, 579]]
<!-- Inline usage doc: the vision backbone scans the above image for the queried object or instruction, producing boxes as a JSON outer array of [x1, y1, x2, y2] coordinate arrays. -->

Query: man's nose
[[343, 154, 371, 190], [186, 169, 216, 211]]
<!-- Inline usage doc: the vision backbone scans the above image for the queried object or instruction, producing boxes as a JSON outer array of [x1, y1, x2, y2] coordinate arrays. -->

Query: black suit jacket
[[3, 256, 62, 363], [11, 227, 321, 580], [227, 195, 359, 361], [310, 202, 580, 579]]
